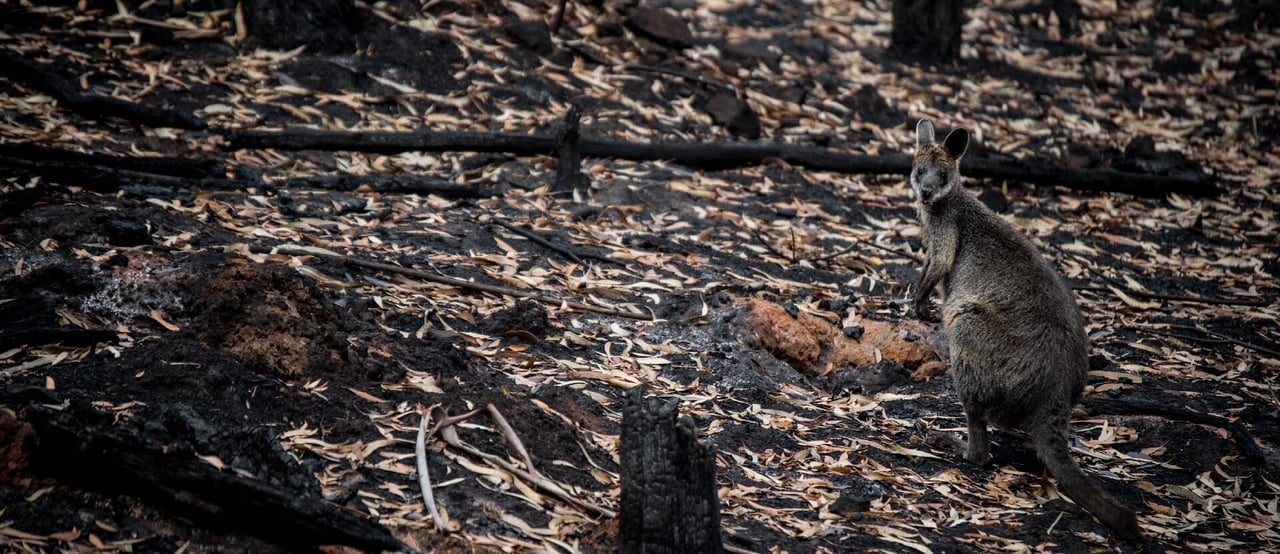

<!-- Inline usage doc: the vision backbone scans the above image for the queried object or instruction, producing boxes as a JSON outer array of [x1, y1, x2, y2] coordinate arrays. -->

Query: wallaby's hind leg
[[949, 357, 993, 465], [925, 412, 991, 466], [964, 413, 991, 465]]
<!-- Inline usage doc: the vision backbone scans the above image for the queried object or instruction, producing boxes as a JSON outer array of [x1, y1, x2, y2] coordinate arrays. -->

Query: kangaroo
[[910, 119, 1143, 544]]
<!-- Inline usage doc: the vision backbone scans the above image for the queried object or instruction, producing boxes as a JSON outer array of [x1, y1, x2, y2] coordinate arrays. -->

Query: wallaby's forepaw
[[913, 300, 939, 322]]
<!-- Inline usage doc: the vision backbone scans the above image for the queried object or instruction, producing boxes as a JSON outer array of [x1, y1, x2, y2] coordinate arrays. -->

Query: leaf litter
[[1, 0, 1278, 553]]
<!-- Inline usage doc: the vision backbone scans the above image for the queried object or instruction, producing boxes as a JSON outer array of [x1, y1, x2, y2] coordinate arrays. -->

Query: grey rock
[[702, 93, 761, 139], [625, 6, 694, 49]]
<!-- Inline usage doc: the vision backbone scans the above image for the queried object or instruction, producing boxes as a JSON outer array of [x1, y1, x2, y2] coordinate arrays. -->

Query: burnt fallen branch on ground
[[491, 219, 621, 266], [282, 174, 502, 197], [1079, 396, 1267, 466], [227, 128, 1220, 198], [10, 393, 411, 553], [0, 153, 239, 193], [253, 245, 652, 320], [0, 152, 496, 199], [0, 143, 222, 179], [0, 51, 206, 130], [0, 327, 119, 353], [1132, 325, 1280, 359]]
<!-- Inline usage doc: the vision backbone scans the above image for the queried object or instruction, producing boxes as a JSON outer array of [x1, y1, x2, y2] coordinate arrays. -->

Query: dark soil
[[2, 0, 1278, 553]]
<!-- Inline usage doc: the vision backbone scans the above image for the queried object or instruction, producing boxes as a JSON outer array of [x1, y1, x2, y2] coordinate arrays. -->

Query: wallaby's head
[[912, 119, 969, 204]]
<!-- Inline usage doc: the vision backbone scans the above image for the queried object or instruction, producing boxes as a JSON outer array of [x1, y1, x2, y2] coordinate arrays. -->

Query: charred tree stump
[[890, 0, 965, 63], [553, 105, 590, 194], [618, 385, 723, 554]]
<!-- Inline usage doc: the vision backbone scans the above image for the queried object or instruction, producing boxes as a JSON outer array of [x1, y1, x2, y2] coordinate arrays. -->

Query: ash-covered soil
[[2, 0, 1278, 553]]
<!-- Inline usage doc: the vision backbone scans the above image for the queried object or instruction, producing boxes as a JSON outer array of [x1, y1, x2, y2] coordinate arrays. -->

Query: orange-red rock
[[737, 298, 940, 376]]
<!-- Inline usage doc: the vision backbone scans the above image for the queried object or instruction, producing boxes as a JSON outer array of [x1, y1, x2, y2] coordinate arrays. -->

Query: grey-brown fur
[[910, 119, 1143, 544]]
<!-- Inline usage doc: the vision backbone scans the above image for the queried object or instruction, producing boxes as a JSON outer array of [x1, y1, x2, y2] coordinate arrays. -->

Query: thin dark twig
[[1134, 327, 1230, 346], [254, 245, 652, 320], [1135, 325, 1280, 359], [861, 237, 922, 262], [551, 0, 569, 34], [564, 41, 612, 66], [1095, 271, 1269, 307], [493, 219, 584, 264], [491, 219, 620, 265], [744, 226, 795, 263], [815, 241, 859, 263], [620, 63, 733, 91], [1132, 290, 1270, 307], [819, 237, 922, 263], [0, 51, 206, 129]]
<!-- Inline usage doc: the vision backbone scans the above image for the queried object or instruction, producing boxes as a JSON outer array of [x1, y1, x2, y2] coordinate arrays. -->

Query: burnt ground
[[1, 0, 1279, 553]]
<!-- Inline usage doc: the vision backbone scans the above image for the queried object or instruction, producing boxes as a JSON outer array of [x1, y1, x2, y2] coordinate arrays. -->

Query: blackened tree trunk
[[618, 386, 723, 554], [890, 0, 965, 63]]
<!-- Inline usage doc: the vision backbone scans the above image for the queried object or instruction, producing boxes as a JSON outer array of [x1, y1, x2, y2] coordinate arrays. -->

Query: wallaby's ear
[[943, 128, 969, 159], [916, 119, 935, 145]]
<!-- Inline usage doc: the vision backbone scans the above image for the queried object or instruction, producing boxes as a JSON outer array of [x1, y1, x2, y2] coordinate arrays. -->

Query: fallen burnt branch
[[0, 327, 119, 352], [254, 245, 653, 320], [1055, 248, 1271, 308], [0, 51, 206, 130], [493, 219, 585, 264], [14, 396, 411, 553], [1079, 397, 1267, 466], [0, 153, 236, 193], [0, 153, 495, 199], [282, 174, 502, 197], [227, 129, 1221, 198], [0, 143, 222, 178], [1133, 325, 1280, 359], [492, 219, 621, 266]]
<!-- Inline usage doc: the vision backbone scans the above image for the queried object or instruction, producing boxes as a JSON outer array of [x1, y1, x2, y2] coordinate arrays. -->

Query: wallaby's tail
[[1032, 426, 1144, 544]]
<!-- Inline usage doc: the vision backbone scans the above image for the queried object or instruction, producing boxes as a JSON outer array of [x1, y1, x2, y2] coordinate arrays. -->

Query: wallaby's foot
[[1127, 535, 1154, 554], [925, 431, 990, 465], [964, 419, 991, 465], [963, 443, 992, 465]]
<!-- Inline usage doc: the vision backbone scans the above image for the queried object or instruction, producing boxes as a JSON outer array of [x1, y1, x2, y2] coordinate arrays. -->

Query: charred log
[[0, 52, 206, 130], [227, 129, 1221, 198], [9, 394, 411, 553]]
